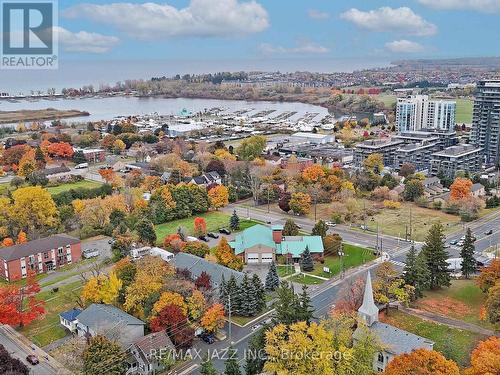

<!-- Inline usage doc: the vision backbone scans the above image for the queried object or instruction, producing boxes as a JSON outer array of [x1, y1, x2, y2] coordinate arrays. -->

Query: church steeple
[[358, 272, 379, 326]]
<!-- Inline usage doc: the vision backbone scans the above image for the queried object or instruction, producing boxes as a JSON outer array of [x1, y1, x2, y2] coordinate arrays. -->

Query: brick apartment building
[[0, 234, 81, 281]]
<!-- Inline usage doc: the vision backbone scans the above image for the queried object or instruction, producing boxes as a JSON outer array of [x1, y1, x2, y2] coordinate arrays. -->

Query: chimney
[[272, 225, 283, 244]]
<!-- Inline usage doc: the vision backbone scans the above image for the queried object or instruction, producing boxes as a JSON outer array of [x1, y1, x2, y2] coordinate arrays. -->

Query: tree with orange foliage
[[200, 303, 225, 333], [17, 231, 27, 244], [17, 148, 37, 177], [383, 349, 460, 375], [450, 177, 473, 201], [302, 164, 325, 183], [98, 168, 115, 183], [141, 175, 162, 193], [0, 271, 45, 327], [2, 237, 14, 247], [477, 259, 500, 293], [193, 217, 207, 237], [463, 336, 500, 375], [163, 233, 185, 253], [47, 142, 74, 158], [214, 237, 243, 271], [208, 185, 229, 209], [331, 277, 365, 314]]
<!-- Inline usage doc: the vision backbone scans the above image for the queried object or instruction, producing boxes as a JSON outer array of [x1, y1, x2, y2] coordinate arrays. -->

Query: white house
[[59, 308, 82, 333]]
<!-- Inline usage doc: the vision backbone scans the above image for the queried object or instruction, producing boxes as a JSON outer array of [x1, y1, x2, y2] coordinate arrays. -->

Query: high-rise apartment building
[[470, 79, 500, 166], [396, 95, 456, 133]]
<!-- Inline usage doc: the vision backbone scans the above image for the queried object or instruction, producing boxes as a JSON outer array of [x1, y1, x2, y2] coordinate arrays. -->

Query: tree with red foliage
[[163, 233, 185, 253], [1, 237, 14, 247], [331, 277, 365, 314], [193, 217, 207, 237], [149, 304, 194, 349], [0, 271, 45, 327], [1, 144, 31, 167], [195, 271, 212, 290], [47, 142, 74, 158], [278, 191, 291, 213]]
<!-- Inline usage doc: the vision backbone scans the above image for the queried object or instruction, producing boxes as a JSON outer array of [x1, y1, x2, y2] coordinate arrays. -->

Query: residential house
[[471, 183, 486, 198], [73, 148, 106, 163], [185, 171, 222, 188], [422, 177, 446, 198], [172, 252, 244, 288], [76, 304, 145, 348], [59, 308, 82, 333], [41, 165, 72, 180], [229, 224, 324, 264], [126, 331, 175, 375], [0, 234, 81, 281], [353, 273, 434, 372]]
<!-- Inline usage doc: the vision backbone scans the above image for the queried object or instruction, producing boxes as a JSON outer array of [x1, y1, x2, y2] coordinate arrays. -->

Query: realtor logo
[[1, 0, 58, 69]]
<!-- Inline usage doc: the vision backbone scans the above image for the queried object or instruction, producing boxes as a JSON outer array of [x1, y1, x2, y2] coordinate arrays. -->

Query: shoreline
[[0, 109, 90, 125]]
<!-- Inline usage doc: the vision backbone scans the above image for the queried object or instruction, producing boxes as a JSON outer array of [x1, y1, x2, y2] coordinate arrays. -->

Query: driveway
[[81, 236, 112, 260]]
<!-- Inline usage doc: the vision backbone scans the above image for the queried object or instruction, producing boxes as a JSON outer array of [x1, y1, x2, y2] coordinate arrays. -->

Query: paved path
[[399, 305, 498, 337]]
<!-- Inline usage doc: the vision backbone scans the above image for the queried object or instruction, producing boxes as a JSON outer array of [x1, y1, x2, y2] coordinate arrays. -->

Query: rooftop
[[432, 144, 483, 158], [0, 234, 80, 262]]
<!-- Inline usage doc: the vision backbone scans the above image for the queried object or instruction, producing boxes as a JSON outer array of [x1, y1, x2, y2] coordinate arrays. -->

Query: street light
[[339, 249, 345, 279]]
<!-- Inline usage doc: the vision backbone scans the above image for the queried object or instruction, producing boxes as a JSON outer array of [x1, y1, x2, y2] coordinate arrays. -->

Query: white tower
[[358, 272, 379, 327]]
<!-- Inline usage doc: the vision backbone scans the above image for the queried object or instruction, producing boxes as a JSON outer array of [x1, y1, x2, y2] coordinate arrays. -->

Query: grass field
[[308, 243, 375, 278], [289, 273, 324, 285], [455, 98, 474, 124], [46, 180, 103, 195], [19, 280, 83, 347], [381, 309, 486, 368], [154, 212, 260, 244], [277, 265, 295, 277], [414, 280, 494, 330]]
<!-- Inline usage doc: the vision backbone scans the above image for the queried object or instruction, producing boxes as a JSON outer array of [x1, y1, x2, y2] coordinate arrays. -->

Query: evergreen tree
[[73, 150, 87, 165], [238, 274, 252, 316], [283, 219, 299, 236], [273, 281, 304, 325], [301, 246, 314, 272], [460, 228, 477, 279], [251, 274, 266, 313], [312, 220, 328, 238], [34, 146, 46, 169], [421, 223, 451, 289], [244, 328, 266, 375], [219, 274, 228, 309], [298, 285, 314, 323], [223, 347, 241, 375], [265, 261, 280, 291], [135, 219, 157, 246], [229, 210, 240, 231], [226, 275, 240, 315], [403, 244, 430, 297], [200, 355, 218, 375]]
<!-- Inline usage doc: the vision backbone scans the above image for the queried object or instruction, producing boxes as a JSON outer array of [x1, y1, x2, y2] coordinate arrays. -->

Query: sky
[[54, 0, 500, 62]]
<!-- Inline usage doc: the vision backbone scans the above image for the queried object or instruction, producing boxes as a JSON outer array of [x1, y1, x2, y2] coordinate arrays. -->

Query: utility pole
[[228, 294, 232, 342], [376, 222, 379, 254], [314, 193, 318, 222], [267, 185, 270, 213], [409, 206, 413, 240]]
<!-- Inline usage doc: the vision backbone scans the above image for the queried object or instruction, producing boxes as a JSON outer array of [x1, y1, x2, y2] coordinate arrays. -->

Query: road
[[0, 325, 68, 375], [179, 205, 500, 374]]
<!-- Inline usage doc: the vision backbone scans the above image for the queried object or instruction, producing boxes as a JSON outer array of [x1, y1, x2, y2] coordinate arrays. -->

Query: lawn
[[154, 212, 260, 244], [18, 280, 84, 347], [277, 265, 296, 277], [380, 309, 486, 368], [455, 98, 474, 124], [46, 180, 103, 195], [413, 280, 494, 330], [289, 273, 325, 285], [308, 243, 375, 278]]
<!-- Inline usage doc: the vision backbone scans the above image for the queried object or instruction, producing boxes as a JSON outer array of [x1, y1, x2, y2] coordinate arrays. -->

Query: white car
[[251, 324, 262, 332], [325, 221, 336, 227]]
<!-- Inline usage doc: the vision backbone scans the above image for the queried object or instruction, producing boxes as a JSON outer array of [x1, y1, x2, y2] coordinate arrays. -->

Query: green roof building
[[229, 224, 323, 264]]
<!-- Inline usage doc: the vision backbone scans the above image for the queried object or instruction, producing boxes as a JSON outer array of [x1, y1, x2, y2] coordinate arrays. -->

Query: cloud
[[417, 0, 500, 13], [55, 27, 119, 53], [340, 7, 437, 36], [308, 9, 330, 20], [385, 39, 425, 53], [259, 40, 330, 55], [62, 0, 269, 39]]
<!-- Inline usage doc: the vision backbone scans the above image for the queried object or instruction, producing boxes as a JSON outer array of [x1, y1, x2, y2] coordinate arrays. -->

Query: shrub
[[383, 200, 401, 209]]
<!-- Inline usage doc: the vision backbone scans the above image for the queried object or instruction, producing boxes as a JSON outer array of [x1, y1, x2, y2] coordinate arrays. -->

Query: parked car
[[219, 228, 231, 235], [199, 332, 215, 344], [83, 249, 99, 259], [207, 232, 219, 239], [251, 324, 262, 332], [26, 355, 39, 365], [108, 238, 116, 245], [449, 240, 458, 245], [74, 162, 89, 169], [198, 235, 209, 242], [485, 229, 493, 235], [457, 240, 464, 246], [325, 221, 336, 227]]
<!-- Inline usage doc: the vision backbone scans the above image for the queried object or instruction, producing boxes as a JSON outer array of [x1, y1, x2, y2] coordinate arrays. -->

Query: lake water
[[0, 96, 330, 124]]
